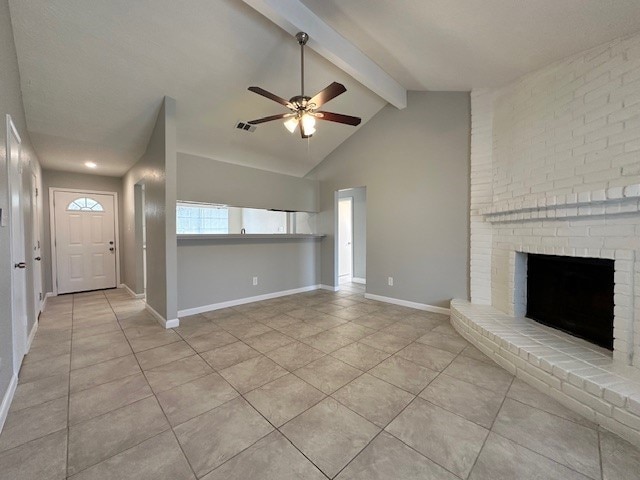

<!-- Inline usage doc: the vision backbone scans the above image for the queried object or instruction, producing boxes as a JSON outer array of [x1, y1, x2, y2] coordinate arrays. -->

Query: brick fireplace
[[460, 31, 640, 445]]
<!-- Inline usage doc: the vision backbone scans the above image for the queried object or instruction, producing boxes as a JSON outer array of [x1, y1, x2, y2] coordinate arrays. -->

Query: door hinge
[[35, 187, 38, 197], [39, 292, 42, 301]]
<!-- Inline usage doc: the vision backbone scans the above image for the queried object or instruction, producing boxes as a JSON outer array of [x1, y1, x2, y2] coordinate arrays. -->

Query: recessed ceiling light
[[84, 161, 97, 169]]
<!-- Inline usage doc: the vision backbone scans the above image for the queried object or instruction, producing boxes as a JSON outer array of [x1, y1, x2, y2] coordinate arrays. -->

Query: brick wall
[[471, 31, 640, 367]]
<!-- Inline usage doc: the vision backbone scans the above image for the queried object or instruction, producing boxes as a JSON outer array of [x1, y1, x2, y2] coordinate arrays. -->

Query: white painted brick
[[562, 382, 614, 416]]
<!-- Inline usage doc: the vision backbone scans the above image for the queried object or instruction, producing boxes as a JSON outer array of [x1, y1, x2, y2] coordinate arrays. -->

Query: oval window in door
[[66, 197, 104, 212]]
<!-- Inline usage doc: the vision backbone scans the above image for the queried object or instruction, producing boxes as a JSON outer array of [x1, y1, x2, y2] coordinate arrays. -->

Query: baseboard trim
[[145, 303, 179, 329], [45, 292, 56, 298], [120, 283, 145, 299], [364, 293, 450, 315], [319, 284, 339, 292], [0, 374, 18, 434], [178, 285, 322, 317], [26, 319, 38, 352], [352, 277, 366, 285]]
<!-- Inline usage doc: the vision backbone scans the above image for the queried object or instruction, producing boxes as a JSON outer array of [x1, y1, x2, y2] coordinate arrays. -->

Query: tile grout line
[[171, 292, 385, 478], [65, 292, 76, 479], [463, 375, 516, 480], [597, 428, 604, 480], [176, 325, 332, 479], [32, 288, 621, 480], [26, 290, 463, 479], [102, 290, 201, 480]]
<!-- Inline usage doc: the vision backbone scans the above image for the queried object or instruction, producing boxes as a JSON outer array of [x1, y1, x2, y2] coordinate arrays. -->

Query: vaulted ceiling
[[8, 0, 640, 177]]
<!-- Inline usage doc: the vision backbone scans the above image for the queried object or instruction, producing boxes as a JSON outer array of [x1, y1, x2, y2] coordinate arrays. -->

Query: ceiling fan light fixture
[[246, 31, 361, 139], [301, 114, 316, 135], [284, 117, 298, 133]]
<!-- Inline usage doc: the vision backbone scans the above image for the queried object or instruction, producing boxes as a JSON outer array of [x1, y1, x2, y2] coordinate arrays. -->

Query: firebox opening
[[526, 254, 614, 350]]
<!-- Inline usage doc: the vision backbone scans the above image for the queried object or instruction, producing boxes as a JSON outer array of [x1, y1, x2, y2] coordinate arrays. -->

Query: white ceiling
[[9, 1, 640, 177], [301, 0, 640, 91]]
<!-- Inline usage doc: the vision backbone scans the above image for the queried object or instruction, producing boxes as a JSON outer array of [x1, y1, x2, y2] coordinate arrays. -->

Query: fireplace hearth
[[526, 254, 614, 350]]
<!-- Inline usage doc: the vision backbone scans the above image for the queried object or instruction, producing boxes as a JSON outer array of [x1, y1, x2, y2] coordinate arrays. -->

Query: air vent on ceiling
[[235, 121, 257, 133]]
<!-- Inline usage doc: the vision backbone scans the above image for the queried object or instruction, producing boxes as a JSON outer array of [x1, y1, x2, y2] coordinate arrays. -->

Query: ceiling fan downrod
[[296, 32, 309, 98]]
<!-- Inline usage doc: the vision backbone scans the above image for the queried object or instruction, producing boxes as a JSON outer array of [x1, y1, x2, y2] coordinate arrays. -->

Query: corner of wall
[[470, 89, 497, 305]]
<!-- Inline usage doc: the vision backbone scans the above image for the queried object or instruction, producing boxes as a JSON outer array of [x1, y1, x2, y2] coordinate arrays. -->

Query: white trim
[[26, 319, 38, 351], [7, 114, 28, 376], [146, 303, 179, 329], [0, 374, 18, 434], [49, 187, 120, 296], [120, 283, 145, 299], [319, 284, 340, 292], [364, 293, 450, 315], [352, 277, 366, 285], [178, 284, 322, 317]]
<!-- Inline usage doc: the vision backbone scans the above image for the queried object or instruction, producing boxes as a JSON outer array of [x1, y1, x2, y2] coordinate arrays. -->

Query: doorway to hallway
[[336, 187, 367, 289]]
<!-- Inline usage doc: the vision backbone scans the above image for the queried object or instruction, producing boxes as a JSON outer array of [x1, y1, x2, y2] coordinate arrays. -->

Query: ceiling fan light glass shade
[[301, 114, 316, 134], [284, 117, 298, 133]]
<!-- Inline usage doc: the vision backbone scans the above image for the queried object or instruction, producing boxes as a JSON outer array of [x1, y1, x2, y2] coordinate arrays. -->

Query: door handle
[[14, 262, 26, 269], [34, 257, 41, 261], [109, 247, 115, 252]]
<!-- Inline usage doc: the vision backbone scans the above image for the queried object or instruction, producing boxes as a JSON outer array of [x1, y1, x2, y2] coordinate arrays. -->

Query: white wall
[[470, 31, 640, 366]]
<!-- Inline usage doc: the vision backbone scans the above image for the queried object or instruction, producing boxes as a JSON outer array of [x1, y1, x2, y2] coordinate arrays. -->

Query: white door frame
[[338, 196, 354, 280], [31, 171, 43, 316], [6, 114, 27, 373], [49, 187, 120, 296]]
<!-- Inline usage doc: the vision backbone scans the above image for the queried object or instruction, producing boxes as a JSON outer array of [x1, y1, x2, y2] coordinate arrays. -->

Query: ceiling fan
[[247, 31, 362, 139]]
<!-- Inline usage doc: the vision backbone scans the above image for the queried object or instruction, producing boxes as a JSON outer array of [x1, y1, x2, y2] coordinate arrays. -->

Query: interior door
[[53, 191, 117, 294], [31, 173, 42, 316], [7, 116, 28, 371], [338, 197, 353, 278]]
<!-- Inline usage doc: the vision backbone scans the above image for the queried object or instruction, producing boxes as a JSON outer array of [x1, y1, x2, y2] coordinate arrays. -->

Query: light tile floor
[[2, 283, 640, 479]]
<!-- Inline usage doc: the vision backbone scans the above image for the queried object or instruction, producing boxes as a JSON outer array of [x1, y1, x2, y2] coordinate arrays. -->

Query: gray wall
[[175, 156, 321, 311], [307, 91, 470, 308], [0, 0, 44, 412], [177, 239, 320, 311], [177, 153, 319, 212], [41, 170, 123, 293], [339, 187, 366, 279], [122, 97, 178, 322]]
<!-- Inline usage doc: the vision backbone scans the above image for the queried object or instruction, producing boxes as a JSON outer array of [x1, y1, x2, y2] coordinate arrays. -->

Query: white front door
[[31, 173, 43, 317], [53, 191, 117, 294], [338, 197, 353, 278], [7, 115, 28, 372]]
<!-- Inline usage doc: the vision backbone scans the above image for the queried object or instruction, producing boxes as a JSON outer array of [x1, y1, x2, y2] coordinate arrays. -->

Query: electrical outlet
[[253, 276, 258, 286], [388, 276, 394, 286]]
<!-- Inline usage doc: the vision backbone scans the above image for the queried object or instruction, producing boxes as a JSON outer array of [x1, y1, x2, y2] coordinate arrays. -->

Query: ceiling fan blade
[[247, 113, 292, 125], [248, 86, 291, 107], [316, 111, 362, 126], [308, 82, 347, 108]]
